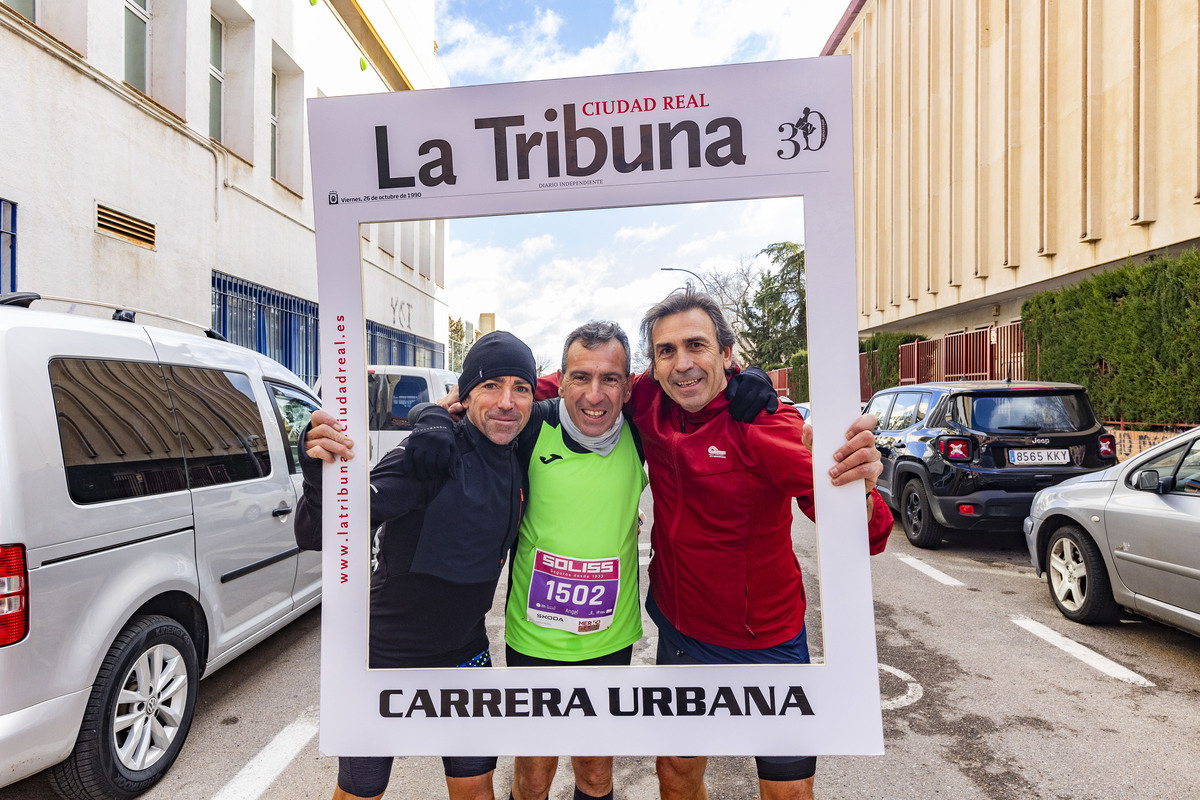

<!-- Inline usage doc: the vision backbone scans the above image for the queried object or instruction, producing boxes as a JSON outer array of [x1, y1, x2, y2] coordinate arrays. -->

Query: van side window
[[384, 375, 429, 431], [268, 383, 319, 474], [50, 358, 188, 504], [164, 366, 272, 485]]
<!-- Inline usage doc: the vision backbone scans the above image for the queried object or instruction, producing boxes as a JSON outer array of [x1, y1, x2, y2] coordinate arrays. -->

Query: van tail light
[[1098, 434, 1116, 459], [0, 545, 29, 647], [938, 437, 973, 461]]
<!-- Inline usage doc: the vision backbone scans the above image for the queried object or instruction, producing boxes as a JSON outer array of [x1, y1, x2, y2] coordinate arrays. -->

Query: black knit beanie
[[458, 331, 537, 401]]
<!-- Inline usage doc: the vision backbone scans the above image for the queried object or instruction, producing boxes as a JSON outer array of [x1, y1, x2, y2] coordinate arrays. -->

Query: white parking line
[[897, 555, 965, 586], [1011, 616, 1155, 687], [210, 714, 320, 800]]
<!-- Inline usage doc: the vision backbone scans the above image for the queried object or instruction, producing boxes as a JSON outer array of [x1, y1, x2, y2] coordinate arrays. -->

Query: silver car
[[1024, 426, 1200, 632]]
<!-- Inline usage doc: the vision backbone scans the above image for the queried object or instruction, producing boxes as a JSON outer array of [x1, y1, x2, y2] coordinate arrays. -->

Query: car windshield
[[951, 392, 1095, 433]]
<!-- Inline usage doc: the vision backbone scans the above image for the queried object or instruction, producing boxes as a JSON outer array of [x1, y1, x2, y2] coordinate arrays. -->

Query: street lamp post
[[659, 267, 709, 292]]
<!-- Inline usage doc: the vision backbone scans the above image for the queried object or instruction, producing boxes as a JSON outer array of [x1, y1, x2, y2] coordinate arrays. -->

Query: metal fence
[[898, 321, 1026, 385], [770, 321, 1029, 403]]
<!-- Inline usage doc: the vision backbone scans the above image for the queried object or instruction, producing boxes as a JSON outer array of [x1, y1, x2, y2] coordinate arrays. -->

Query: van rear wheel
[[48, 615, 199, 800]]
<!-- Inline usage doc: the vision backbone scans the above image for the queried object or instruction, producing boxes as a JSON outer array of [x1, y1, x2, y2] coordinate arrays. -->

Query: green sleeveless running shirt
[[505, 410, 647, 661]]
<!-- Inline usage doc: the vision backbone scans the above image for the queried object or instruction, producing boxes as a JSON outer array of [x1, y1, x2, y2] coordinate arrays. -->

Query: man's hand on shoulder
[[725, 366, 779, 422], [304, 410, 354, 464], [403, 403, 458, 480]]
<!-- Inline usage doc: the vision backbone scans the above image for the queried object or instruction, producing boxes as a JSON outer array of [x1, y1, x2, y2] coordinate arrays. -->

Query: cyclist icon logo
[[777, 107, 828, 160]]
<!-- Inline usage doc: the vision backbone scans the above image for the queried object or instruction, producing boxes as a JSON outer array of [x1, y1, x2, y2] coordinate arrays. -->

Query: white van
[[0, 294, 322, 799], [339, 365, 458, 466], [316, 365, 458, 466]]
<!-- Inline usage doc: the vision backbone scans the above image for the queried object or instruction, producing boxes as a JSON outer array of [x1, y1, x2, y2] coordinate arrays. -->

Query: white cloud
[[615, 223, 676, 242], [674, 229, 729, 257], [520, 233, 556, 257], [438, 1, 847, 85]]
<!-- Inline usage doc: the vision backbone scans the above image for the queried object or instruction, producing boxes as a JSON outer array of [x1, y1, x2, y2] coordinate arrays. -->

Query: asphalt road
[[6, 497, 1200, 800]]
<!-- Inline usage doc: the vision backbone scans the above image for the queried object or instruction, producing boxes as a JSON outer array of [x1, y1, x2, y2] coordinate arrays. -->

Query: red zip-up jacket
[[626, 371, 893, 649]]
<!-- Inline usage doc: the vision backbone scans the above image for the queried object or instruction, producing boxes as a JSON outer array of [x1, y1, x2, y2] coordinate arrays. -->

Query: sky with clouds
[[432, 0, 849, 367]]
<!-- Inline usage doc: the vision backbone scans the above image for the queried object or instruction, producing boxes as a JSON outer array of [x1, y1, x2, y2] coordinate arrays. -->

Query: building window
[[270, 71, 279, 178], [271, 44, 303, 192], [366, 320, 444, 369], [211, 272, 320, 386], [1, 1, 35, 22], [209, 14, 224, 141], [1, 198, 15, 294], [124, 0, 149, 93]]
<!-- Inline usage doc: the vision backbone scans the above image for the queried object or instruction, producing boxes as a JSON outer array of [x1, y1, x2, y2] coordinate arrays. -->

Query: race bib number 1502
[[527, 549, 620, 634]]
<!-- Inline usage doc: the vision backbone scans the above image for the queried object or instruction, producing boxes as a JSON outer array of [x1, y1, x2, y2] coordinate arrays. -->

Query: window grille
[[211, 272, 320, 386], [366, 320, 444, 369], [211, 273, 444, 383]]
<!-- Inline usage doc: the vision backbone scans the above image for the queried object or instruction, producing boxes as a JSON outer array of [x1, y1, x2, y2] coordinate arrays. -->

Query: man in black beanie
[[295, 330, 537, 800]]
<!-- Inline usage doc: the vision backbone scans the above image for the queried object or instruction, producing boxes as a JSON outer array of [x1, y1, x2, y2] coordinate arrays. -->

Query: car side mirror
[[1136, 470, 1176, 493]]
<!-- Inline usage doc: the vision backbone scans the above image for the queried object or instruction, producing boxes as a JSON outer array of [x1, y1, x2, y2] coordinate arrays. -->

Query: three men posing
[[299, 288, 891, 800]]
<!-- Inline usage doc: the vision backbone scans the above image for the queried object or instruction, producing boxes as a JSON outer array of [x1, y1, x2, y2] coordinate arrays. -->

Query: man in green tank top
[[507, 321, 647, 800]]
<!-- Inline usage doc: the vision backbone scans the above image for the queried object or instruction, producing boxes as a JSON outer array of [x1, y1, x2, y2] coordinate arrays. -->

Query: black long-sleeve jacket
[[294, 418, 527, 668]]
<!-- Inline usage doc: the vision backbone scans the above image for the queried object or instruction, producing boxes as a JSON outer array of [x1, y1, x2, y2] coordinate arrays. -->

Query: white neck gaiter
[[558, 405, 624, 456]]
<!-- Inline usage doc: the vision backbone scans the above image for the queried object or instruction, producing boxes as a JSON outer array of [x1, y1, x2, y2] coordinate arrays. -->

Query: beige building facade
[[824, 0, 1200, 338]]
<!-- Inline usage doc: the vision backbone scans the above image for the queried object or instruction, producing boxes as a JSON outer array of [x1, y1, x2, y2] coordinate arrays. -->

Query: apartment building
[[824, 1, 1200, 339], [0, 0, 449, 384]]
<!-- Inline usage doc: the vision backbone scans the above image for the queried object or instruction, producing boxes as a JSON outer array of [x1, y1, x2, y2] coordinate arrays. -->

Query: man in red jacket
[[633, 288, 893, 800]]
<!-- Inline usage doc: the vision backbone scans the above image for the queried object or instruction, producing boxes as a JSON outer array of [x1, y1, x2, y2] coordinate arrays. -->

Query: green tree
[[739, 242, 807, 369]]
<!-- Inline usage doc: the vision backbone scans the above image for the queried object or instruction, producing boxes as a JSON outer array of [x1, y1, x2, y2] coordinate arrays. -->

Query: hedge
[[859, 332, 925, 393], [1021, 250, 1200, 425], [788, 350, 808, 402]]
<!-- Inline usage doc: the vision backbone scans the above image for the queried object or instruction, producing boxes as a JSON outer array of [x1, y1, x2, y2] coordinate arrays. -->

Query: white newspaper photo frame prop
[[308, 56, 883, 757]]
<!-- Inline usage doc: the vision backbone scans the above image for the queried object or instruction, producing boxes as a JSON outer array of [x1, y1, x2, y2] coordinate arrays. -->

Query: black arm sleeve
[[293, 423, 437, 551]]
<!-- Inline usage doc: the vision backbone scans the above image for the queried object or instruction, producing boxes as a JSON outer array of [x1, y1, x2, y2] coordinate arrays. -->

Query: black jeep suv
[[866, 381, 1117, 548]]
